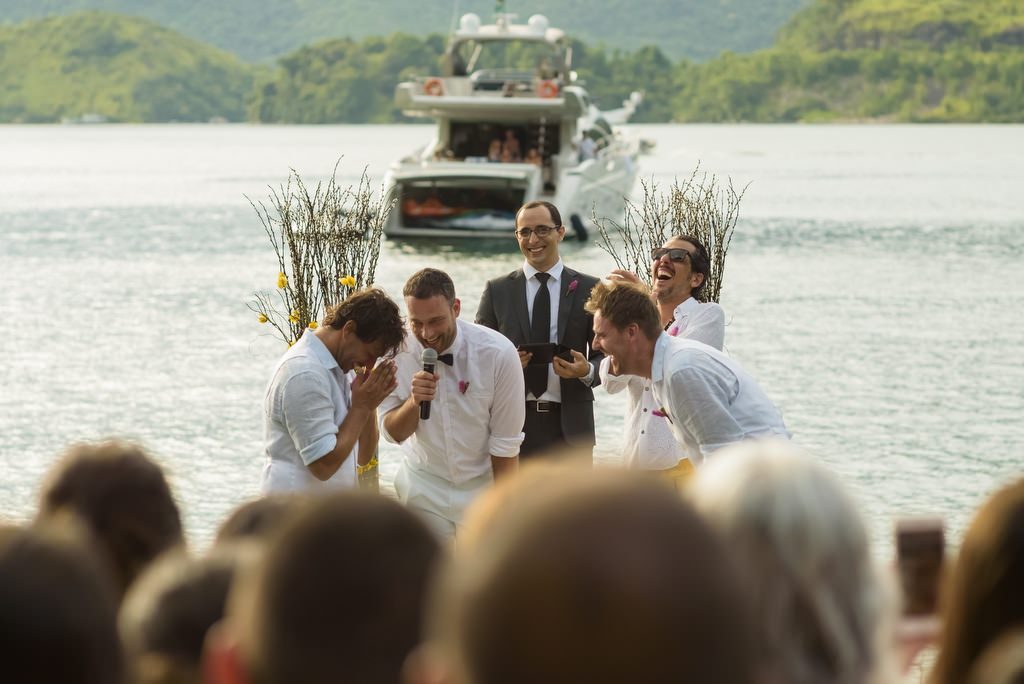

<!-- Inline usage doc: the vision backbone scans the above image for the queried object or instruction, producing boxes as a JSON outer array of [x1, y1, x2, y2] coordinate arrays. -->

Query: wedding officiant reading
[[380, 269, 524, 542]]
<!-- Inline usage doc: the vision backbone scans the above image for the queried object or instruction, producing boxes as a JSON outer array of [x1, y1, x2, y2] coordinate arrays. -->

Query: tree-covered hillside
[[0, 0, 808, 63], [670, 0, 1024, 122], [0, 12, 257, 122]]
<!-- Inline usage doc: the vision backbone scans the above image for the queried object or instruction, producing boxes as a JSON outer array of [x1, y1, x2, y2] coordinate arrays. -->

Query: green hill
[[0, 11, 256, 122], [671, 0, 1024, 122], [0, 0, 808, 63]]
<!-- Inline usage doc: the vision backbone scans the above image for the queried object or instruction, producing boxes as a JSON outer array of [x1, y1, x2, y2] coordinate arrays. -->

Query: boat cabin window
[[398, 178, 526, 232], [449, 121, 560, 167]]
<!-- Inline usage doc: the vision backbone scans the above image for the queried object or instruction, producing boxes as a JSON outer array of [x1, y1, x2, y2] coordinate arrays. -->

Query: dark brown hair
[[671, 233, 711, 299], [930, 478, 1024, 684], [403, 268, 456, 304], [584, 280, 662, 340], [38, 440, 184, 598], [515, 200, 562, 229], [235, 492, 441, 684], [323, 287, 405, 357]]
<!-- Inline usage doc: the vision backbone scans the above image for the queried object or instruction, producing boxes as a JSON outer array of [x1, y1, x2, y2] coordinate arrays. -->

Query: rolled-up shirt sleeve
[[281, 370, 339, 465], [669, 362, 745, 458], [378, 358, 414, 445], [488, 343, 526, 457]]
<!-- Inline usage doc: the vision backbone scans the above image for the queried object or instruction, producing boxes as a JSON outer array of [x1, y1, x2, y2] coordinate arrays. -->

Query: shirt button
[[641, 430, 645, 434], [643, 408, 648, 412]]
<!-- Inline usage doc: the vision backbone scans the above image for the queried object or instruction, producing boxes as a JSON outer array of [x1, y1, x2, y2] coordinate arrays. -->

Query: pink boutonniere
[[459, 381, 470, 394], [566, 279, 579, 296], [668, 325, 680, 336], [652, 408, 673, 423]]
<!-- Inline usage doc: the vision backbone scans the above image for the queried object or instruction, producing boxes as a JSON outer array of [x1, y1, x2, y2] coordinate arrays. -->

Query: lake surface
[[1, 123, 1022, 552]]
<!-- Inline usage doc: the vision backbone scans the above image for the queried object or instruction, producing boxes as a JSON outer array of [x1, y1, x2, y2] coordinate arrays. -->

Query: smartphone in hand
[[895, 517, 946, 616]]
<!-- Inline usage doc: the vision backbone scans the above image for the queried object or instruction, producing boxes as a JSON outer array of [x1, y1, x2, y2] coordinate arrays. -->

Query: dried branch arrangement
[[248, 163, 392, 346], [594, 166, 747, 303]]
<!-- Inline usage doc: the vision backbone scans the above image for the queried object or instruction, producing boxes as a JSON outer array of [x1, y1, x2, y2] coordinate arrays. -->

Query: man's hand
[[607, 268, 641, 284], [553, 349, 590, 379], [351, 360, 397, 411], [409, 369, 439, 407], [518, 350, 532, 369]]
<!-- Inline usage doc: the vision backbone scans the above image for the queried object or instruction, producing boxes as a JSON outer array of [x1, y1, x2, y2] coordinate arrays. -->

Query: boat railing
[[415, 74, 563, 100]]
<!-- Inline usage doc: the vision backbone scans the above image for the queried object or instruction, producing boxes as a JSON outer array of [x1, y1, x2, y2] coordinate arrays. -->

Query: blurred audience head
[[207, 492, 441, 684], [214, 495, 301, 546], [930, 477, 1024, 684], [37, 439, 184, 598], [689, 439, 895, 684], [421, 470, 758, 684], [0, 522, 123, 684], [120, 547, 252, 684]]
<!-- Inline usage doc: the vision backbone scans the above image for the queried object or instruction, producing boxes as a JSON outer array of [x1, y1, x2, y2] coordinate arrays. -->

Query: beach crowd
[[3, 201, 1022, 684]]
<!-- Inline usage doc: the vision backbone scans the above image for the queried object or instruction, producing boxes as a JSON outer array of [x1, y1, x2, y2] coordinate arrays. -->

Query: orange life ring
[[538, 80, 559, 98], [424, 78, 444, 97]]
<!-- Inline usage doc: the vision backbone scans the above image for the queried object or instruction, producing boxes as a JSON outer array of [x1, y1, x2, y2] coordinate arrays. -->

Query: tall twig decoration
[[248, 162, 392, 345], [594, 166, 747, 303]]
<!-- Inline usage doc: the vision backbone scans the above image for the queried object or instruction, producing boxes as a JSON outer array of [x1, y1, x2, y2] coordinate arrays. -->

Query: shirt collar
[[523, 258, 564, 283], [672, 296, 700, 322], [302, 329, 341, 372], [651, 332, 673, 383]]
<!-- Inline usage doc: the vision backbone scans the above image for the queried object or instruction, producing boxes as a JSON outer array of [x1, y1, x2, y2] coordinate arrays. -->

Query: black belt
[[526, 400, 561, 413]]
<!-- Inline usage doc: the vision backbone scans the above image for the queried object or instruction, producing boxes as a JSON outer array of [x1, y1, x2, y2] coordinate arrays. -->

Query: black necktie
[[526, 272, 551, 398], [437, 353, 454, 366]]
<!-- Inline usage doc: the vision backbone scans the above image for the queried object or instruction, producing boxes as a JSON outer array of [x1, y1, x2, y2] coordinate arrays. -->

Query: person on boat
[[586, 280, 788, 464], [577, 132, 596, 161], [476, 201, 603, 462], [601, 235, 724, 485], [487, 138, 502, 162], [524, 148, 542, 166], [260, 289, 403, 493], [502, 129, 522, 161], [380, 268, 524, 542]]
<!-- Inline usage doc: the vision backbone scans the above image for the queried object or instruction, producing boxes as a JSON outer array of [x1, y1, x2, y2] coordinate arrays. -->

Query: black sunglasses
[[651, 247, 693, 263]]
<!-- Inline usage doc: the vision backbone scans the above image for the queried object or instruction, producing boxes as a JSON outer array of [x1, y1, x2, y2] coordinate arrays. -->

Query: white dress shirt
[[600, 297, 726, 469], [379, 319, 525, 485], [651, 332, 790, 464], [261, 330, 357, 492]]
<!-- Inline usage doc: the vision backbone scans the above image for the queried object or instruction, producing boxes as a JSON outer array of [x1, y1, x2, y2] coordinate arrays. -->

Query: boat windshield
[[450, 39, 564, 82]]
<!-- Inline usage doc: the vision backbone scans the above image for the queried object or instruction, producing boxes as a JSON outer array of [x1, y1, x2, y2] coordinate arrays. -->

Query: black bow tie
[[438, 353, 454, 366]]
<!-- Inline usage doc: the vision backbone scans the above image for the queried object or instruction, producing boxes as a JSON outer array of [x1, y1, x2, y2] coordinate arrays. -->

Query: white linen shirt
[[379, 319, 525, 485], [650, 332, 790, 464], [600, 297, 726, 469], [261, 330, 357, 492]]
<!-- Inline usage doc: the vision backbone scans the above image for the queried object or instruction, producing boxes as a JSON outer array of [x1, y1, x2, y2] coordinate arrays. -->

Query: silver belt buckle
[[536, 401, 551, 413]]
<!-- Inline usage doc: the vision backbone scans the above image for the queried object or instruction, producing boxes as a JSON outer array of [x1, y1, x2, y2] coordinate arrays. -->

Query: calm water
[[1, 124, 1022, 552]]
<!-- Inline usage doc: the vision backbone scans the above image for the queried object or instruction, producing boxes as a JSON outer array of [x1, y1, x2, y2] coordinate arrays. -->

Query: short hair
[[322, 287, 405, 357], [403, 268, 456, 304], [434, 472, 758, 684], [689, 440, 896, 684], [584, 280, 661, 340], [120, 547, 249, 684], [671, 233, 711, 299], [930, 477, 1024, 684], [0, 522, 124, 684], [213, 495, 302, 546], [515, 200, 561, 228], [38, 440, 184, 598], [231, 492, 441, 684]]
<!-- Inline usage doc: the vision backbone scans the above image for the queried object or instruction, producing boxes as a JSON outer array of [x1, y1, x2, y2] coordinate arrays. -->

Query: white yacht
[[383, 12, 642, 239]]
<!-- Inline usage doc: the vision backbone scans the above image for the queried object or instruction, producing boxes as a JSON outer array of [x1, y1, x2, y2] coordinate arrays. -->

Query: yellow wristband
[[356, 457, 379, 476]]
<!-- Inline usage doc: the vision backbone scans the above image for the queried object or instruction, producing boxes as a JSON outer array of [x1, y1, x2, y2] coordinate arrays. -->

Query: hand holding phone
[[895, 517, 945, 616]]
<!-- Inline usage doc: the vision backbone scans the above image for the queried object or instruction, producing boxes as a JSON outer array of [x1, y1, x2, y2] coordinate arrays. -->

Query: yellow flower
[[277, 272, 288, 289], [339, 275, 357, 288], [288, 309, 300, 324], [257, 313, 268, 324], [308, 321, 319, 329], [287, 339, 295, 347]]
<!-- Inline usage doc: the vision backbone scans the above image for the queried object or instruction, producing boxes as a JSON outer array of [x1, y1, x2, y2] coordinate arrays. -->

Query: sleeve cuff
[[488, 432, 524, 457], [299, 433, 337, 466]]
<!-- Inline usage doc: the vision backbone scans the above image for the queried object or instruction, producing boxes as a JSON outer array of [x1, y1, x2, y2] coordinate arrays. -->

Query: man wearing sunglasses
[[477, 200, 603, 462], [600, 236, 725, 482]]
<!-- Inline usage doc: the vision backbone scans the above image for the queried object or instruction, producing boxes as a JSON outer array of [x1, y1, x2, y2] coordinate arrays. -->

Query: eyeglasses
[[515, 225, 559, 239], [651, 247, 693, 263]]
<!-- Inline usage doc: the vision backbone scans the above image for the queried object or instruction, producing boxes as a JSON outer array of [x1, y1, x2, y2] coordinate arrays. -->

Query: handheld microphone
[[420, 348, 438, 420]]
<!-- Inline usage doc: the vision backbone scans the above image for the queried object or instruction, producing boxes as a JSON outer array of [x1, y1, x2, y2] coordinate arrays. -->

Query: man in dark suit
[[476, 200, 603, 461]]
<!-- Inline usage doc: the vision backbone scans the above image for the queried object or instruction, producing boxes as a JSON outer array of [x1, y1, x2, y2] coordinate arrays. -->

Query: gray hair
[[688, 440, 897, 684]]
